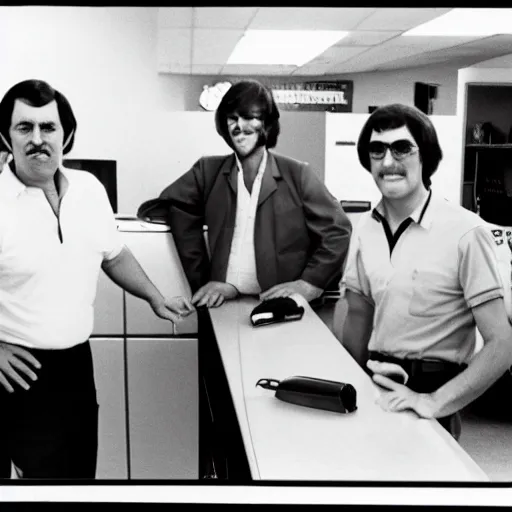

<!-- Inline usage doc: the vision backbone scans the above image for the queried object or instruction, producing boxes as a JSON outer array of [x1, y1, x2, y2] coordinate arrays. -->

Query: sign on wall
[[270, 81, 353, 113], [198, 79, 353, 113]]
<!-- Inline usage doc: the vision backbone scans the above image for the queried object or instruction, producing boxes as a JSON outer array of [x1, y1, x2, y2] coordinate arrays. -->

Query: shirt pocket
[[408, 268, 459, 317]]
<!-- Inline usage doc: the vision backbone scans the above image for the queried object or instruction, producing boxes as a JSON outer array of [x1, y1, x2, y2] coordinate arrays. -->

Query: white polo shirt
[[0, 164, 124, 349], [225, 150, 267, 295], [342, 191, 512, 364]]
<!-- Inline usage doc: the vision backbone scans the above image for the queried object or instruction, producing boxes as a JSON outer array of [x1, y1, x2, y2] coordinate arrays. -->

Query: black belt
[[368, 351, 466, 378]]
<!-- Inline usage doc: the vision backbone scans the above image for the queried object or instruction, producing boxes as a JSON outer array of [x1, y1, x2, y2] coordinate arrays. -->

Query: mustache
[[26, 146, 51, 156], [231, 127, 256, 136], [379, 169, 406, 177]]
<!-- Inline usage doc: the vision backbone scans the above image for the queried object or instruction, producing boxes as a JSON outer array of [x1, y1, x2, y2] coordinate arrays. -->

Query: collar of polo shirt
[[372, 189, 434, 229], [1, 162, 69, 200]]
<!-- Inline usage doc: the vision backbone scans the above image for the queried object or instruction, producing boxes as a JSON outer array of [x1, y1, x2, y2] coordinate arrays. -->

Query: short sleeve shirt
[[0, 164, 124, 349], [342, 191, 512, 364]]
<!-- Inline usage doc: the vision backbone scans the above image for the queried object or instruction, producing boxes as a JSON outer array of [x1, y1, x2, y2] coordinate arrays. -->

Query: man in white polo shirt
[[338, 103, 512, 440], [0, 79, 194, 478]]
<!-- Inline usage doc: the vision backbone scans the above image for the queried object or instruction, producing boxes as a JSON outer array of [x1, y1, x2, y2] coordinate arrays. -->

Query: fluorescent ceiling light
[[403, 8, 512, 36], [227, 30, 348, 67]]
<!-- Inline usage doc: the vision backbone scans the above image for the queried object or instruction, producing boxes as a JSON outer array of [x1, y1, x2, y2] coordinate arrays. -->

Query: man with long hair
[[159, 79, 351, 310]]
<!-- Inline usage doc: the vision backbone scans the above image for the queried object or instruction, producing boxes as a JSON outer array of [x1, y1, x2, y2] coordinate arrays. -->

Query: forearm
[[430, 338, 512, 417], [332, 297, 348, 342], [340, 291, 374, 369], [342, 315, 372, 369], [102, 247, 163, 305]]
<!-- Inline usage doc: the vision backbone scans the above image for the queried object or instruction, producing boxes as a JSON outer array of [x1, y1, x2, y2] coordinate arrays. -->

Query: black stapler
[[250, 297, 305, 327], [256, 376, 357, 414]]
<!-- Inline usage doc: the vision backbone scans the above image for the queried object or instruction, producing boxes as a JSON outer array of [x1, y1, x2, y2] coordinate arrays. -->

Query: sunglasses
[[368, 140, 418, 161]]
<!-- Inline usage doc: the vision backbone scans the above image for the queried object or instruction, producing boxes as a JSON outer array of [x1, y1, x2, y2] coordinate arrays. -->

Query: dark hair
[[0, 79, 77, 155], [215, 79, 280, 150], [357, 103, 443, 188]]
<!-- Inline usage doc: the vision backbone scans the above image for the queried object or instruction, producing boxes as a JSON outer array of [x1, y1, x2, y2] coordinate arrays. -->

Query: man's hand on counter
[[191, 281, 239, 308], [150, 296, 195, 323], [260, 279, 323, 303]]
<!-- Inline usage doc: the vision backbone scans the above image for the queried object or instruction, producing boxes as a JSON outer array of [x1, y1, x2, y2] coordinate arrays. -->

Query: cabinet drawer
[[90, 338, 128, 479], [126, 338, 198, 479]]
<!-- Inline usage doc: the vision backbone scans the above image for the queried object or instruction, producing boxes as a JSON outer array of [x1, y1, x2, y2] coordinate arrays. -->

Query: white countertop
[[208, 295, 489, 482]]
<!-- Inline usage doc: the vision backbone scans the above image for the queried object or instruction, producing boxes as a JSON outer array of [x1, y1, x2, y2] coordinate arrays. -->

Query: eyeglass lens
[[368, 140, 416, 159]]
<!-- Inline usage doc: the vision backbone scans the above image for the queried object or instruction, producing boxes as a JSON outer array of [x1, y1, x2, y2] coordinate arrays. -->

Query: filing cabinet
[[90, 222, 198, 479]]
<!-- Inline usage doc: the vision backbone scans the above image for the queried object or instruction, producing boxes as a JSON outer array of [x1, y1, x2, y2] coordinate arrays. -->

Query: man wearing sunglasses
[[337, 103, 512, 440]]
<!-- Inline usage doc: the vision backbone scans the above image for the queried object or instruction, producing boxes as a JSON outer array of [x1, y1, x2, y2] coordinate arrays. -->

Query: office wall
[[0, 6, 161, 213], [275, 111, 326, 180], [157, 64, 460, 115], [471, 53, 512, 69]]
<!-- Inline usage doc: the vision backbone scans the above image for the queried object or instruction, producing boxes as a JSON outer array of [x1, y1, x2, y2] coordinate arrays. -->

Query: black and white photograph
[[0, 5, 511, 507]]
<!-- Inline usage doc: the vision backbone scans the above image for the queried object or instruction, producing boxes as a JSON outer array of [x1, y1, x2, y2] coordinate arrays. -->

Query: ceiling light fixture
[[402, 8, 512, 37], [227, 30, 348, 67]]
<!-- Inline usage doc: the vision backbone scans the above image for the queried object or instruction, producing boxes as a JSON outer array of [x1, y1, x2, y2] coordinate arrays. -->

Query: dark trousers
[[407, 370, 463, 440], [0, 340, 99, 479], [368, 351, 466, 441]]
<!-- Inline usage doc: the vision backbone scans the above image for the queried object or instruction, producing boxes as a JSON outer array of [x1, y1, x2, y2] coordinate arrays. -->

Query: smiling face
[[227, 107, 265, 158], [369, 125, 426, 201], [9, 99, 64, 184]]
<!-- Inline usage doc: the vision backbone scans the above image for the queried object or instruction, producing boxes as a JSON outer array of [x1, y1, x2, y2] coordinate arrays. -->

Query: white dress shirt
[[0, 164, 124, 349], [225, 150, 268, 295]]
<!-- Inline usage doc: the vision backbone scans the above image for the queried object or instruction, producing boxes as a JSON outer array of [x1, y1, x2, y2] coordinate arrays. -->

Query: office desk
[[205, 296, 488, 482]]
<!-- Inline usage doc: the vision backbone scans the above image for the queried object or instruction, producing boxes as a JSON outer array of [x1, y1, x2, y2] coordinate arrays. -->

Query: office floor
[[458, 375, 512, 482]]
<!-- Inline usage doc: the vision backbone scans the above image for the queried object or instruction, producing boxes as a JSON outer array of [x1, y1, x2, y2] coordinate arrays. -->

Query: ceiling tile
[[220, 64, 297, 76], [157, 28, 191, 66], [192, 28, 244, 65], [158, 63, 192, 74], [340, 30, 401, 47], [355, 7, 452, 31], [290, 66, 328, 76], [249, 7, 376, 30], [330, 45, 423, 72], [313, 46, 370, 64], [384, 35, 481, 50], [155, 7, 512, 77], [158, 7, 193, 28], [460, 34, 512, 50], [191, 64, 224, 74], [193, 7, 258, 28], [430, 46, 491, 58], [473, 53, 512, 68], [373, 53, 480, 71]]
